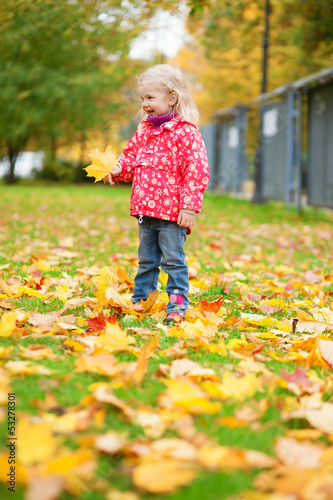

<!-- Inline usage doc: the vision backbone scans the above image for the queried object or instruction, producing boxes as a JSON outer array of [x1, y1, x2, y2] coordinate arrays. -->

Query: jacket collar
[[142, 114, 197, 132]]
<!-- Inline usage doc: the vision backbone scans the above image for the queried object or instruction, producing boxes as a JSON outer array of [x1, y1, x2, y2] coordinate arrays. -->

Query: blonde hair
[[137, 64, 199, 125]]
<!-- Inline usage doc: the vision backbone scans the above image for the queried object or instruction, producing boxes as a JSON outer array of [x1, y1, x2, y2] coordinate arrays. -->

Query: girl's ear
[[168, 91, 178, 106]]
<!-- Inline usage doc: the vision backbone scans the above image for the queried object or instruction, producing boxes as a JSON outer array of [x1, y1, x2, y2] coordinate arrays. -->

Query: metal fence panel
[[217, 117, 239, 192], [201, 122, 218, 190], [307, 82, 333, 208], [261, 100, 288, 201]]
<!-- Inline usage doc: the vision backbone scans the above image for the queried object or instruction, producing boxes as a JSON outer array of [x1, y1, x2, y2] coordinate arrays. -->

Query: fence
[[202, 65, 333, 209], [201, 105, 249, 194]]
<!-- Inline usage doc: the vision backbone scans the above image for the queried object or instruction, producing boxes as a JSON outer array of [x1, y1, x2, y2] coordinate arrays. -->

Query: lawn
[[0, 184, 332, 500]]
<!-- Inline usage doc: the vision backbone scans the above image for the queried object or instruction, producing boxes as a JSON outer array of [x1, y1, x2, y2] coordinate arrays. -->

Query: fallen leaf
[[25, 477, 65, 500], [94, 431, 126, 454], [17, 416, 59, 465], [302, 402, 333, 434], [74, 353, 118, 376], [93, 384, 135, 419], [132, 458, 197, 493], [275, 436, 325, 468], [132, 336, 159, 385], [318, 339, 333, 367], [4, 360, 52, 376], [42, 447, 97, 495], [95, 323, 136, 353], [159, 379, 221, 414], [199, 445, 276, 470], [106, 490, 140, 500], [202, 372, 260, 402], [167, 358, 218, 381], [0, 311, 17, 337]]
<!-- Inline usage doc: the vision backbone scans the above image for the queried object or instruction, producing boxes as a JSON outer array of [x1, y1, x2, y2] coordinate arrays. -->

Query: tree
[[0, 0, 161, 183], [174, 0, 333, 120]]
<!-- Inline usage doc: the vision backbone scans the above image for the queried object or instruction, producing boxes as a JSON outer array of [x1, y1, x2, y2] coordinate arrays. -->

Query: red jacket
[[117, 115, 209, 222]]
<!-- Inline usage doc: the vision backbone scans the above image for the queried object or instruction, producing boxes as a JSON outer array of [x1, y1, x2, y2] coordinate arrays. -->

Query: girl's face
[[138, 82, 177, 117]]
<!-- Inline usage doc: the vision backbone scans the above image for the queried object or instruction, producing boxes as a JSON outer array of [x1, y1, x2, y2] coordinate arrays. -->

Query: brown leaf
[[93, 385, 135, 419], [141, 289, 159, 313], [25, 476, 65, 500]]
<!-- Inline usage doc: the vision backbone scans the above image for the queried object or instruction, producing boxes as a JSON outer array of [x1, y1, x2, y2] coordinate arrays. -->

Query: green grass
[[0, 185, 332, 500]]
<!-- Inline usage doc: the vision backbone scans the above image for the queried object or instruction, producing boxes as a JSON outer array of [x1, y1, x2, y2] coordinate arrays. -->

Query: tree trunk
[[6, 144, 21, 184]]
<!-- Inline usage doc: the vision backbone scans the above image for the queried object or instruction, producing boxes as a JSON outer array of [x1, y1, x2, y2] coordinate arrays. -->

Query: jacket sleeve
[[179, 127, 210, 213], [115, 129, 141, 183]]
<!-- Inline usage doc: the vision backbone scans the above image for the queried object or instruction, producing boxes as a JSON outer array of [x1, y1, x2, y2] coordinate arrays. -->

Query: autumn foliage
[[0, 186, 332, 499]]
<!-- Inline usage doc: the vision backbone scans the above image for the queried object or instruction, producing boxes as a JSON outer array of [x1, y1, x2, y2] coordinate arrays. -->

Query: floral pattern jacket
[[116, 115, 210, 223]]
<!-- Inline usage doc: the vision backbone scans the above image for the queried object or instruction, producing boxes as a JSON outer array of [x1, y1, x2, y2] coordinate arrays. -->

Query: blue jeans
[[132, 216, 189, 313]]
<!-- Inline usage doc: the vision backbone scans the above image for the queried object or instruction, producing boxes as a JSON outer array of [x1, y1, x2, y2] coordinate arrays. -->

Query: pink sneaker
[[163, 312, 185, 325]]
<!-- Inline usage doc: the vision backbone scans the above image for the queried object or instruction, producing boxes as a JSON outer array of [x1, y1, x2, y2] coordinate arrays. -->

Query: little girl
[[104, 64, 209, 324]]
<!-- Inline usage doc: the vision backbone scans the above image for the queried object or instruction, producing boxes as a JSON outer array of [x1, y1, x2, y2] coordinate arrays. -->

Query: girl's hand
[[103, 173, 115, 185], [103, 163, 122, 185], [177, 211, 195, 229]]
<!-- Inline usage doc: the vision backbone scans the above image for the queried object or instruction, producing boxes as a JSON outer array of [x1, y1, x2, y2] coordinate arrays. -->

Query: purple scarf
[[147, 113, 176, 129]]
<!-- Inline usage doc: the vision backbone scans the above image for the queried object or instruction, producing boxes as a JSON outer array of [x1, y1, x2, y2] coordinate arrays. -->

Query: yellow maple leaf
[[95, 322, 136, 353], [0, 311, 17, 337], [202, 372, 260, 402], [17, 416, 59, 465], [160, 379, 221, 414], [43, 447, 97, 495], [84, 144, 118, 182]]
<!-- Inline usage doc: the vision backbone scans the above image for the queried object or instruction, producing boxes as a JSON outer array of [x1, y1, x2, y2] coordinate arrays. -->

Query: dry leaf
[[94, 431, 126, 454], [4, 360, 52, 376], [132, 457, 197, 493], [160, 379, 221, 414], [43, 447, 97, 495], [106, 490, 140, 500], [0, 311, 17, 337], [74, 353, 118, 376], [275, 436, 324, 468], [17, 416, 59, 465], [93, 384, 135, 419], [95, 323, 136, 353], [25, 476, 65, 500], [318, 339, 333, 367], [202, 372, 260, 402], [84, 145, 118, 182], [132, 336, 159, 385]]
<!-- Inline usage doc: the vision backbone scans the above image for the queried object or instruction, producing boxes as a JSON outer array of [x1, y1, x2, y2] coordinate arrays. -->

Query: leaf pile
[[0, 186, 332, 500]]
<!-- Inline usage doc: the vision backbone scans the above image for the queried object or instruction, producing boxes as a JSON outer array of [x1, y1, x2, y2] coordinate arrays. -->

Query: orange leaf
[[197, 297, 224, 313]]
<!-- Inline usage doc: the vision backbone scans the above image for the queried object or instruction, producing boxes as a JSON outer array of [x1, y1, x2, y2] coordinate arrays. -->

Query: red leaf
[[280, 368, 312, 388]]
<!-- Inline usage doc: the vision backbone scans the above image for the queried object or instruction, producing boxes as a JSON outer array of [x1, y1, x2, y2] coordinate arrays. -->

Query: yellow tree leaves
[[84, 145, 118, 182]]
